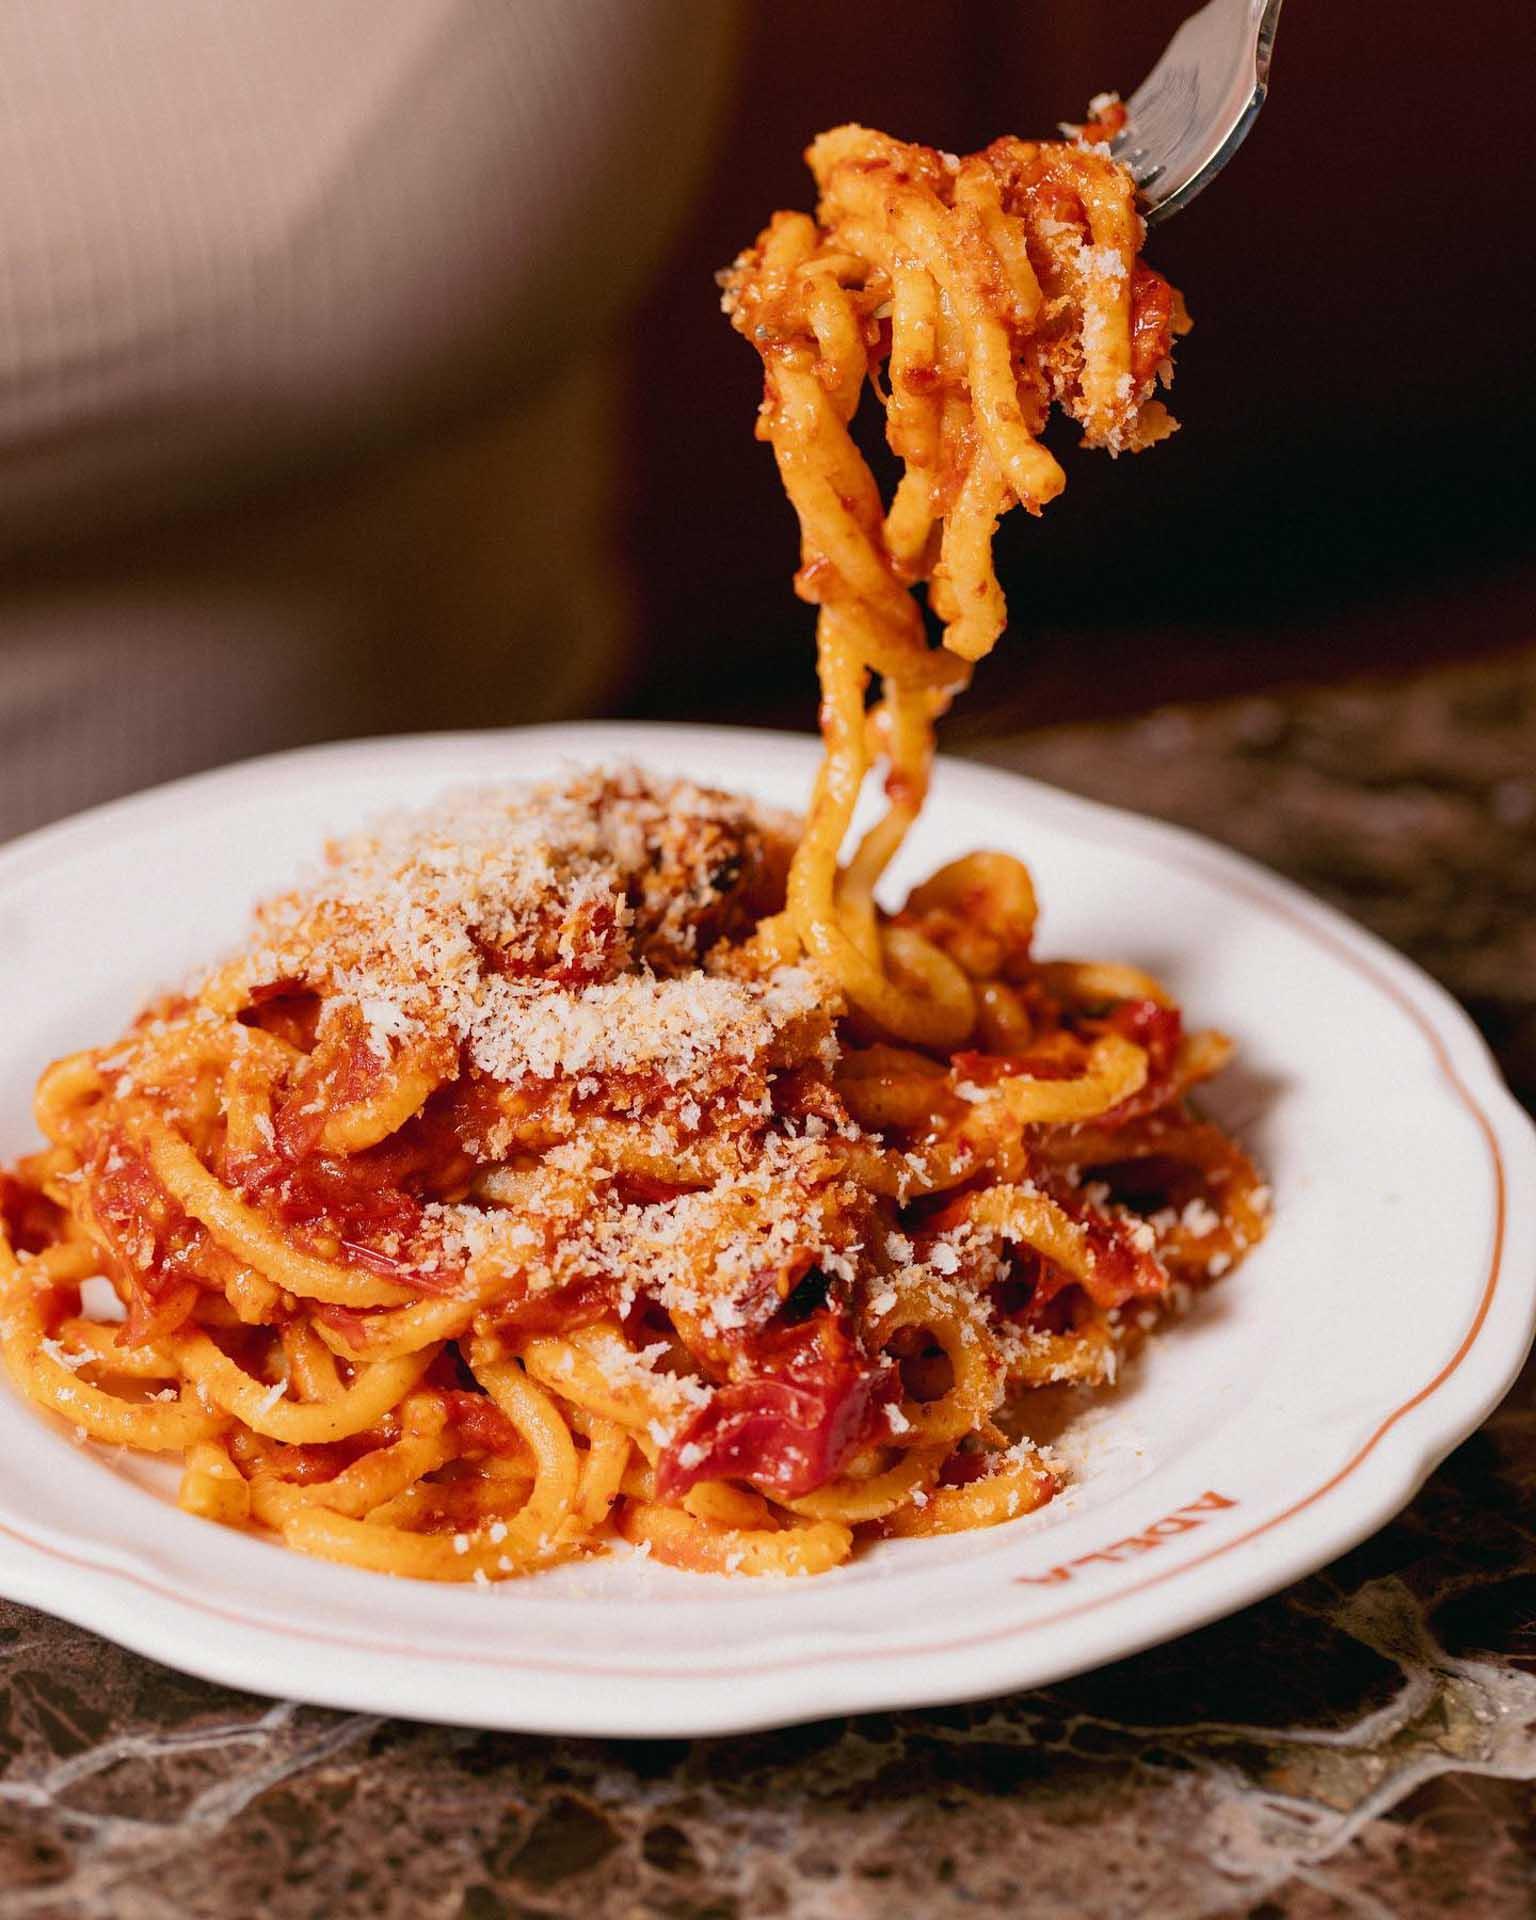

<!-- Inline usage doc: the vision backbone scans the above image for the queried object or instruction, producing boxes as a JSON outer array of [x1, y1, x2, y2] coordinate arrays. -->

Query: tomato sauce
[[236, 1079, 477, 1294], [1096, 998, 1183, 1126], [0, 1171, 63, 1256], [86, 1135, 203, 1343], [1129, 264, 1177, 384]]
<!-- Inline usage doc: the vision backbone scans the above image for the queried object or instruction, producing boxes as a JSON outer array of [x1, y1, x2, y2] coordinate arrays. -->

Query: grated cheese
[[39, 1338, 91, 1373]]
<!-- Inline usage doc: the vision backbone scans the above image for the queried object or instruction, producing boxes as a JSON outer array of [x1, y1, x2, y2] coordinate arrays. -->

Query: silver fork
[[1110, 0, 1285, 223]]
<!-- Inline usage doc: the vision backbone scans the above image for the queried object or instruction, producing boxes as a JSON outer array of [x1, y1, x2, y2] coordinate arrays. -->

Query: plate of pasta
[[0, 722, 1531, 1735], [0, 116, 1532, 1734]]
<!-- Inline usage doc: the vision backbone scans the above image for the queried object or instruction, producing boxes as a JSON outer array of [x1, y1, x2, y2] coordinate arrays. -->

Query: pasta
[[0, 118, 1266, 1582]]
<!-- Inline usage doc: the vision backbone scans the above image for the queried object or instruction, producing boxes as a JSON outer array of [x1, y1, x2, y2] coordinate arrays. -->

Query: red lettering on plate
[[1015, 1563, 1074, 1587], [1014, 1491, 1239, 1587], [1179, 1490, 1237, 1514]]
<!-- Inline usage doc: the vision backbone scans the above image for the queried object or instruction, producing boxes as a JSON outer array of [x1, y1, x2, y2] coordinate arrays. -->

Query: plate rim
[[0, 719, 1531, 1736]]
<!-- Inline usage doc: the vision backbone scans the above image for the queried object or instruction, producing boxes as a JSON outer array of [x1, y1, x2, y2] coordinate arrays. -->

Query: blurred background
[[0, 0, 1531, 839]]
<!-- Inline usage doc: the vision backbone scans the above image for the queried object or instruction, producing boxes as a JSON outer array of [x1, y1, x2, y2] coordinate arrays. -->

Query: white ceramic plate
[[0, 724, 1531, 1737]]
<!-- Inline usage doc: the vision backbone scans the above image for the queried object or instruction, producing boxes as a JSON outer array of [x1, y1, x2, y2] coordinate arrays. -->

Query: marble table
[[3, 648, 1534, 1919]]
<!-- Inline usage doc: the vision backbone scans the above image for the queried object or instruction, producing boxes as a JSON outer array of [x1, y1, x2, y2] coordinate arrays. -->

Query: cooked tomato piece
[[656, 1309, 890, 1501]]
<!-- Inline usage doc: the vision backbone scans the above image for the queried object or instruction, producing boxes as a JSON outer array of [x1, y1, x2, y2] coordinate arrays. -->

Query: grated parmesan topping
[[39, 1337, 92, 1373], [220, 767, 816, 1094], [467, 965, 824, 1089], [425, 1131, 881, 1342]]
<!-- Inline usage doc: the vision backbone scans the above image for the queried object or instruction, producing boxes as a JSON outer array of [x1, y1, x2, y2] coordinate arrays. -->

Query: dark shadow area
[[623, 0, 1536, 734]]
